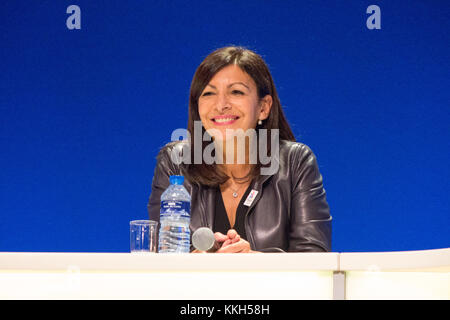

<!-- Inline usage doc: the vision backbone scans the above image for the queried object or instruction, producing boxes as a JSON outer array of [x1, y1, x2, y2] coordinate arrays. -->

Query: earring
[[258, 119, 263, 125]]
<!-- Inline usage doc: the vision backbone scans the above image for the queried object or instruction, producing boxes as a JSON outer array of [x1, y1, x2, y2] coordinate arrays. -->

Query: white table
[[0, 248, 448, 300], [339, 248, 450, 299]]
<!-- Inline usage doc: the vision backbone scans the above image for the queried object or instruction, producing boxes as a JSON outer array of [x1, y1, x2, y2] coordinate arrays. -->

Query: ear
[[259, 95, 273, 121]]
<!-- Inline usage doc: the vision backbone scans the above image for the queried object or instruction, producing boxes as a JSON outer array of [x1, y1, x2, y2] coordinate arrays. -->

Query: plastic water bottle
[[158, 175, 191, 253]]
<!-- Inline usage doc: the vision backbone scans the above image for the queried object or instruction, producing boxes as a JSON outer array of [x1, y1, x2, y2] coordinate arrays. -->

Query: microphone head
[[192, 227, 215, 251]]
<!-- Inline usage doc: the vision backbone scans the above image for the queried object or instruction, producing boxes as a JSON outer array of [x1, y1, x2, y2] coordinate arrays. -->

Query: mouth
[[211, 115, 240, 125]]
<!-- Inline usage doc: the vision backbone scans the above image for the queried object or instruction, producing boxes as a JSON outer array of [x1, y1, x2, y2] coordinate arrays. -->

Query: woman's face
[[198, 64, 272, 141]]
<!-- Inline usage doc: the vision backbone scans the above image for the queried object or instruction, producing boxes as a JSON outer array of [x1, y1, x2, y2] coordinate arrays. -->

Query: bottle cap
[[169, 175, 184, 185]]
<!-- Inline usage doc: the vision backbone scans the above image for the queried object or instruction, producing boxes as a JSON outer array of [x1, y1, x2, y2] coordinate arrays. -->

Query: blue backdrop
[[1, 1, 449, 253]]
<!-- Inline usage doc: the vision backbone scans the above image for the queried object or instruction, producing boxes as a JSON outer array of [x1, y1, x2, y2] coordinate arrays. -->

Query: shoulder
[[278, 140, 322, 179], [156, 140, 189, 166], [157, 140, 188, 158], [278, 140, 324, 188], [154, 140, 189, 176], [279, 140, 316, 162]]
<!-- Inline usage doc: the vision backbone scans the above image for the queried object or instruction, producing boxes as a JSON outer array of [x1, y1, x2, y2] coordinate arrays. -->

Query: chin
[[205, 128, 231, 142]]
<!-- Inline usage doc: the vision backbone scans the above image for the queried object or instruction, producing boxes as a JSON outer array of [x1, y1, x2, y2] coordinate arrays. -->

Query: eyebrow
[[206, 82, 250, 90]]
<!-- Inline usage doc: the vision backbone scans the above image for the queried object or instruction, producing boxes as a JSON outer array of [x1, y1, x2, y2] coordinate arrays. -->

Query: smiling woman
[[187, 47, 295, 186], [147, 46, 332, 253], [198, 65, 272, 139]]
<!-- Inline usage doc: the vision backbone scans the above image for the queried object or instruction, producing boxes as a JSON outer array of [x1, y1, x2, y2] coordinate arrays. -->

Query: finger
[[227, 229, 238, 239], [217, 242, 243, 253], [231, 234, 240, 243], [221, 239, 232, 247], [214, 232, 228, 243], [217, 239, 250, 253]]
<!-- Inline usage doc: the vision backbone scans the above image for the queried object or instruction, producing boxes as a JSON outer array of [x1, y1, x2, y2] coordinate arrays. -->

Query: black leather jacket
[[147, 140, 332, 252]]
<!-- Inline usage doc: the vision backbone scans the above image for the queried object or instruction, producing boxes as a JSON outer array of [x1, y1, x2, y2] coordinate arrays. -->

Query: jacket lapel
[[245, 173, 273, 214], [198, 184, 216, 229], [243, 173, 274, 247]]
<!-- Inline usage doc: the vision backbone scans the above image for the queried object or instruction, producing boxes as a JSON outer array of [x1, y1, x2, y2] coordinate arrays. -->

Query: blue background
[[1, 1, 448, 253]]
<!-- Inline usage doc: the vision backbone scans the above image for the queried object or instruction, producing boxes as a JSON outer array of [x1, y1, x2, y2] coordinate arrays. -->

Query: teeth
[[214, 118, 237, 123]]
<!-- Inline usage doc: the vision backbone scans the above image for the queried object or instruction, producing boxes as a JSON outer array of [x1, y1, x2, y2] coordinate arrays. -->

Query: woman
[[148, 46, 331, 253]]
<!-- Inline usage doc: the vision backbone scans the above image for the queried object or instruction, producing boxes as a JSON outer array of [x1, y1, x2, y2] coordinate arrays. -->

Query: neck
[[219, 163, 252, 180], [214, 137, 254, 181], [215, 136, 256, 163]]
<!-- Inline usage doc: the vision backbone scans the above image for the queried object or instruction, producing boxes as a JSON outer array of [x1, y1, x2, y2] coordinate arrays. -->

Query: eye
[[201, 91, 214, 97], [231, 90, 244, 95]]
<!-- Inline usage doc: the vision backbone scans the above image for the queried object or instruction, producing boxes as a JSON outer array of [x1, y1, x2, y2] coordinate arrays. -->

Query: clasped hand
[[193, 229, 258, 253]]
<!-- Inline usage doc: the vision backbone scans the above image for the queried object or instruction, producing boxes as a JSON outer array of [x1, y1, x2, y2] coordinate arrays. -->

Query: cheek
[[198, 103, 208, 122], [242, 103, 260, 124]]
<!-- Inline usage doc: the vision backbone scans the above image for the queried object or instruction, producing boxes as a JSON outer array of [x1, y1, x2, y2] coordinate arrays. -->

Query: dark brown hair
[[183, 46, 295, 186]]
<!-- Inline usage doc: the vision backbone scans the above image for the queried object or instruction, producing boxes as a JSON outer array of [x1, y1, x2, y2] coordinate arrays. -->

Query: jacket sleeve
[[288, 144, 332, 252], [147, 143, 180, 223]]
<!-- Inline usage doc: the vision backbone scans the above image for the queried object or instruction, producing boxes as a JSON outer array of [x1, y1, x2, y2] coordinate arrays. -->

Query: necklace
[[229, 183, 246, 198]]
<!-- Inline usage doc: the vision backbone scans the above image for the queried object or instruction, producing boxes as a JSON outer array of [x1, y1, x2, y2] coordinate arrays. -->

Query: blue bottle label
[[160, 200, 190, 218]]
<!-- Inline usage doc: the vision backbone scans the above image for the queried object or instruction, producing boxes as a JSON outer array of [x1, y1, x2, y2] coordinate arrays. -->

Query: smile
[[211, 116, 239, 125]]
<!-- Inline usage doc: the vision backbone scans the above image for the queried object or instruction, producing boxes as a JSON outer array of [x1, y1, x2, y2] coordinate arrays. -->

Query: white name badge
[[244, 190, 259, 207]]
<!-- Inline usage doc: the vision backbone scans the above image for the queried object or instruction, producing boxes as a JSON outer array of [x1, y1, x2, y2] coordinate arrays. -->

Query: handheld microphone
[[192, 227, 221, 252]]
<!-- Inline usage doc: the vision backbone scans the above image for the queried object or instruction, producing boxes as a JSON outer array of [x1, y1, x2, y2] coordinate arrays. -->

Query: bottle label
[[160, 200, 190, 218]]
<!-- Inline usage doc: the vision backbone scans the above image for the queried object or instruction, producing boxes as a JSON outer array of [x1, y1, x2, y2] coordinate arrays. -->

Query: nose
[[215, 92, 231, 113]]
